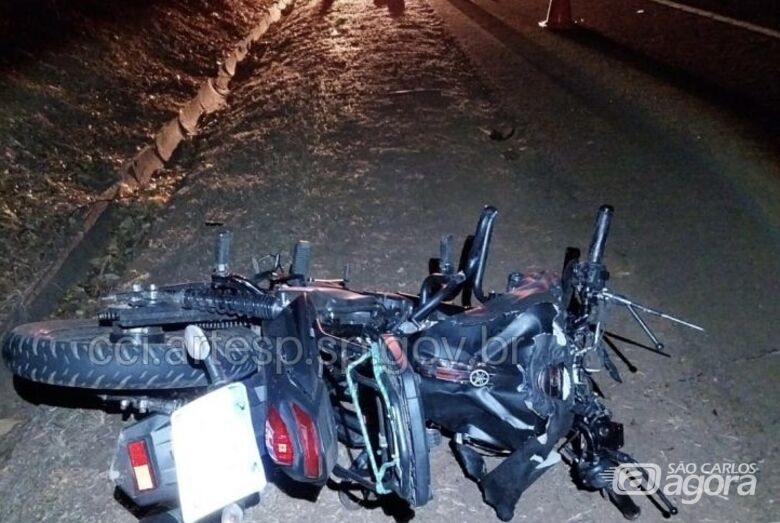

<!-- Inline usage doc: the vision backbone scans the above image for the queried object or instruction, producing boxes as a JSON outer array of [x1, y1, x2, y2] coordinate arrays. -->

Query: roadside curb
[[1, 0, 295, 335]]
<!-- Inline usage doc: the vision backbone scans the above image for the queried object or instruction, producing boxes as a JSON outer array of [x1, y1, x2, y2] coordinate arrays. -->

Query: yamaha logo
[[469, 369, 490, 387]]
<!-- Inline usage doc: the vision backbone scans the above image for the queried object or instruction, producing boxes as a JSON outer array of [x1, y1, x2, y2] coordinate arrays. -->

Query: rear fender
[[110, 414, 178, 509], [265, 295, 337, 484], [110, 373, 268, 510]]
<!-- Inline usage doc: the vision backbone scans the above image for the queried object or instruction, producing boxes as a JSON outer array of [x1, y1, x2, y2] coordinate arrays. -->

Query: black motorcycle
[[2, 206, 701, 522]]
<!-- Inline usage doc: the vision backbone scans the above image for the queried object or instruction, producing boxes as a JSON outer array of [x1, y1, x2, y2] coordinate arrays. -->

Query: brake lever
[[628, 304, 669, 352], [601, 291, 704, 331], [610, 452, 679, 518], [600, 290, 704, 353]]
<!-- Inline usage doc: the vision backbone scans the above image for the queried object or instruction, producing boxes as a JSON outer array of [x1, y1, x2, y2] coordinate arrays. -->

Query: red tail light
[[265, 406, 294, 466], [292, 404, 321, 478], [127, 439, 155, 491]]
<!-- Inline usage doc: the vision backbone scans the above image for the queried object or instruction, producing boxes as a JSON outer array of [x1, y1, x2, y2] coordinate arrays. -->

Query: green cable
[[344, 341, 401, 494]]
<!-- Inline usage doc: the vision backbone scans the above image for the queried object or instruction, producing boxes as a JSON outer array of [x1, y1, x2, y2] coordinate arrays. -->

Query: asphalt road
[[1, 0, 778, 522]]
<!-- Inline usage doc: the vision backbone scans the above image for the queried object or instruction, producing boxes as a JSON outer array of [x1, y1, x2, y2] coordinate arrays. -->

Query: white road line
[[647, 0, 780, 39]]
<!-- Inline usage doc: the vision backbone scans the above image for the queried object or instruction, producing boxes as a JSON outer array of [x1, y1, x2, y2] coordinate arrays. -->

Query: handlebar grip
[[291, 240, 312, 279], [587, 205, 613, 265], [214, 229, 232, 275], [440, 234, 454, 272]]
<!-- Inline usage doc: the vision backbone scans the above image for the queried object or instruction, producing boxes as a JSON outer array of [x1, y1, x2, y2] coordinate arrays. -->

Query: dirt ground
[[1, 0, 779, 522]]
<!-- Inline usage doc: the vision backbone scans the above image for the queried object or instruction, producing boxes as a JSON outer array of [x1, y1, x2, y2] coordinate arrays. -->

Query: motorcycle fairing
[[412, 274, 573, 448], [410, 272, 578, 519]]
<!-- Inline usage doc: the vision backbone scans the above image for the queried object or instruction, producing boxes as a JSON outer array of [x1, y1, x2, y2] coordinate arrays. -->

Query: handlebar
[[464, 206, 498, 303], [587, 205, 613, 265], [214, 229, 232, 276]]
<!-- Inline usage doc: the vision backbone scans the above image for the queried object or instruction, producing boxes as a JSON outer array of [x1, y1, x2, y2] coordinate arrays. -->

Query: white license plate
[[171, 383, 266, 523]]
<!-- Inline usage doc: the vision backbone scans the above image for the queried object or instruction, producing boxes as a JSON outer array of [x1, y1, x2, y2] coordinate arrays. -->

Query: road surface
[[0, 0, 777, 522]]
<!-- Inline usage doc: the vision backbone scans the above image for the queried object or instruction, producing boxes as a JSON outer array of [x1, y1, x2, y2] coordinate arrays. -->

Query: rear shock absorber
[[181, 288, 283, 320]]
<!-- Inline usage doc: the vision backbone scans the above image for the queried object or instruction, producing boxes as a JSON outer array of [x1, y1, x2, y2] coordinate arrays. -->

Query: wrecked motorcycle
[[2, 205, 701, 522]]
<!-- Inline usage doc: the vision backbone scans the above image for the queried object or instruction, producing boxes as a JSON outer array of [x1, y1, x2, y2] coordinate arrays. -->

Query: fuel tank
[[409, 273, 574, 450]]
